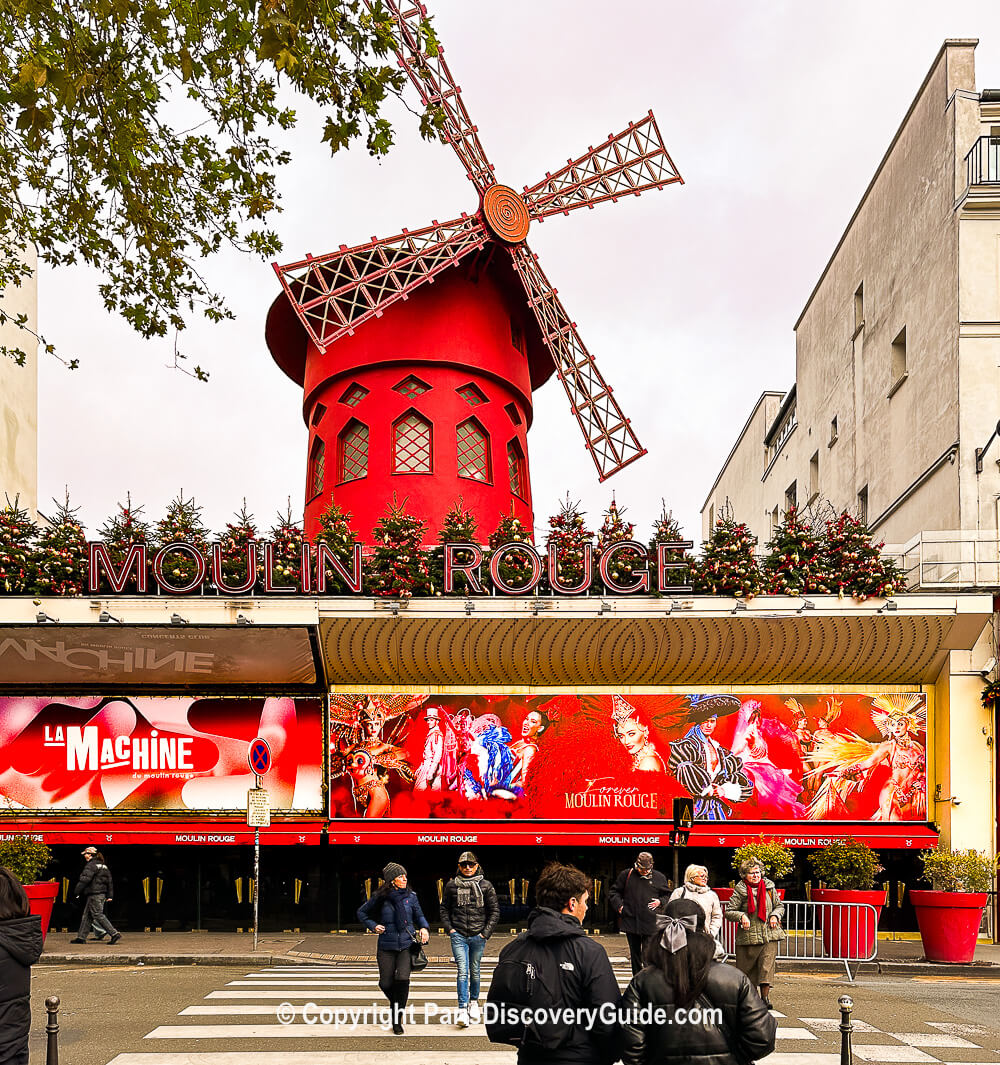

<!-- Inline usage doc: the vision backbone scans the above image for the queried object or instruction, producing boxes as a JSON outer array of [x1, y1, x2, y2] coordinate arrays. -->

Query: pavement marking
[[886, 1034, 981, 1048], [206, 991, 484, 1001], [801, 1019, 880, 1033], [110, 1055, 515, 1064], [775, 1029, 818, 1041], [851, 1048, 939, 1062], [758, 1056, 842, 1065], [224, 980, 493, 989], [147, 1023, 493, 1039], [927, 1024, 995, 1037]]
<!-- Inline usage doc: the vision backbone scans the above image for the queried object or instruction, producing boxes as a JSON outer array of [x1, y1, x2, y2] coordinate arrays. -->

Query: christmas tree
[[691, 509, 761, 598], [823, 511, 905, 600], [215, 503, 260, 592], [97, 493, 151, 592], [267, 503, 304, 590], [545, 494, 593, 592], [763, 505, 829, 594], [0, 495, 38, 594], [596, 499, 642, 591], [367, 496, 431, 599], [314, 499, 359, 594], [153, 492, 210, 587], [430, 498, 480, 595], [647, 502, 692, 590], [34, 492, 88, 596], [486, 506, 536, 591]]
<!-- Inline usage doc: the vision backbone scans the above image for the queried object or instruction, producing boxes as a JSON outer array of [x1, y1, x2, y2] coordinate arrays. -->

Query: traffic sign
[[247, 787, 271, 828], [248, 737, 272, 776]]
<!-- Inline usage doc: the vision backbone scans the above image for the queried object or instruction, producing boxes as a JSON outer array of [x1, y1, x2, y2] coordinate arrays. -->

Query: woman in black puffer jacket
[[357, 862, 429, 1035], [619, 898, 776, 1065], [0, 866, 44, 1065]]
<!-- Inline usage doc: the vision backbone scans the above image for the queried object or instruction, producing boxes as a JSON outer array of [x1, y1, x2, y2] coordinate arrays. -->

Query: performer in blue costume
[[668, 695, 753, 821]]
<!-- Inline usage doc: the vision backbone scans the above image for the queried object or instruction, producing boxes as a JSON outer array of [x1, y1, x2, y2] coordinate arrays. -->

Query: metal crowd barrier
[[717, 899, 880, 981]]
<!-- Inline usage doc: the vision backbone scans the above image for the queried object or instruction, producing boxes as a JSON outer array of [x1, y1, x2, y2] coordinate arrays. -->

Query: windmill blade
[[273, 215, 488, 351], [366, 0, 496, 193], [523, 111, 682, 222], [509, 243, 646, 481]]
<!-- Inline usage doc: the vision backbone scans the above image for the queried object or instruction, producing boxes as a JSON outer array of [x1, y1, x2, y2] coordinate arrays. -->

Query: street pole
[[253, 772, 261, 952]]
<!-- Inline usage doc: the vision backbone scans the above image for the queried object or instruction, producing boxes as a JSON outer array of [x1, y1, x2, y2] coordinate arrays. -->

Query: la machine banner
[[329, 692, 927, 824], [0, 696, 323, 813]]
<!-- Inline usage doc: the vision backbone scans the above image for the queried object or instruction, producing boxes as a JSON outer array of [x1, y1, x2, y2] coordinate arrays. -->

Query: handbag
[[409, 931, 429, 971]]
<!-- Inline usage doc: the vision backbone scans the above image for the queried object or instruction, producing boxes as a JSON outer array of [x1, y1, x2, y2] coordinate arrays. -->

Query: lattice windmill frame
[[273, 1, 683, 482]]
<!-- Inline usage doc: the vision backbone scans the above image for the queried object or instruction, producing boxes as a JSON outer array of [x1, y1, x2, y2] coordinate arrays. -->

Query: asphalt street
[[26, 961, 1000, 1065]]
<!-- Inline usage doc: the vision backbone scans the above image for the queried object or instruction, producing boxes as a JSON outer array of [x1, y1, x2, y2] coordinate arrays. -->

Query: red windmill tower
[[265, 1, 683, 542]]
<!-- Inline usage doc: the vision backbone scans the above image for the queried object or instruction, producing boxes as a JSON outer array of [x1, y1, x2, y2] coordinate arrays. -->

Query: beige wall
[[0, 247, 38, 514]]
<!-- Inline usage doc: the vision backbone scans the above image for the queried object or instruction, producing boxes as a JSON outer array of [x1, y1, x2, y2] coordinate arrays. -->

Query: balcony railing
[[966, 136, 1000, 187], [883, 530, 1000, 590]]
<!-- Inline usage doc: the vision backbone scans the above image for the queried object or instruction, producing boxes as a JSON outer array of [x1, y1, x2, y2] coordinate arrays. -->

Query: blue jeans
[[450, 931, 486, 1007]]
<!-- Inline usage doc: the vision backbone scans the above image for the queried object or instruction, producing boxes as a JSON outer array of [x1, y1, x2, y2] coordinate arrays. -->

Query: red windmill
[[265, 1, 683, 542]]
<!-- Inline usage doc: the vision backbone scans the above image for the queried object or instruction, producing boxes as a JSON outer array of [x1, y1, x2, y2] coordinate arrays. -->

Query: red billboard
[[328, 692, 927, 825], [0, 696, 323, 813]]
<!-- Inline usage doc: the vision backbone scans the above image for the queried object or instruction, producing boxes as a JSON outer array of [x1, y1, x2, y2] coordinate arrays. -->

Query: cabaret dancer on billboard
[[730, 700, 805, 818], [462, 714, 516, 799], [790, 697, 841, 807], [345, 749, 391, 817], [668, 695, 753, 820], [414, 705, 459, 791], [612, 694, 668, 772], [509, 709, 549, 790], [806, 694, 926, 820]]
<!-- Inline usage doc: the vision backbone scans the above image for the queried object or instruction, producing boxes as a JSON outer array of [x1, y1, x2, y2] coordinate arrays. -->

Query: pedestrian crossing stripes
[[102, 961, 999, 1065]]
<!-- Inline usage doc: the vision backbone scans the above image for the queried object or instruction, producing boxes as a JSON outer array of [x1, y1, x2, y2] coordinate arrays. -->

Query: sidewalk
[[37, 930, 1000, 976]]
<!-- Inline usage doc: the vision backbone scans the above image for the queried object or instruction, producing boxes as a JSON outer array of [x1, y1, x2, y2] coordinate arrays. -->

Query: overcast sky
[[33, 1, 1000, 547]]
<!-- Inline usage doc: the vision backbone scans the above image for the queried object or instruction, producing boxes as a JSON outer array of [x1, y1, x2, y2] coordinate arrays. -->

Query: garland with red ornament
[[0, 496, 36, 594], [97, 493, 150, 593], [763, 505, 829, 595], [216, 504, 259, 590], [431, 498, 479, 595], [153, 492, 209, 587], [545, 494, 593, 592], [692, 509, 761, 598], [822, 511, 904, 601], [367, 496, 430, 599], [596, 499, 642, 591], [487, 506, 535, 591], [34, 494, 88, 596], [268, 503, 304, 590]]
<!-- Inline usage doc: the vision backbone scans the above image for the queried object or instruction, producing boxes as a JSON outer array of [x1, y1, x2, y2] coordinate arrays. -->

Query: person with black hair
[[70, 846, 121, 945], [0, 866, 44, 1065], [357, 862, 430, 1035], [619, 897, 776, 1065]]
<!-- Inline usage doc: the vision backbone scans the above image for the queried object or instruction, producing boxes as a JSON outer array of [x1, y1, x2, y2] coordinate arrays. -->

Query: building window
[[338, 420, 369, 482], [858, 485, 869, 524], [854, 283, 864, 336], [510, 317, 525, 354], [393, 412, 432, 474], [708, 503, 715, 530], [830, 415, 838, 447], [809, 451, 819, 503], [456, 383, 487, 407], [308, 437, 325, 497], [393, 375, 430, 399], [771, 505, 779, 535], [890, 327, 907, 392], [339, 383, 368, 407], [508, 439, 526, 497], [311, 403, 328, 427], [505, 402, 522, 426], [456, 419, 490, 482], [785, 480, 797, 512]]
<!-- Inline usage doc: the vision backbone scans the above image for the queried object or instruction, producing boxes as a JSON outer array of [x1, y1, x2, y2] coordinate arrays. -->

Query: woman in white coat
[[668, 864, 723, 937]]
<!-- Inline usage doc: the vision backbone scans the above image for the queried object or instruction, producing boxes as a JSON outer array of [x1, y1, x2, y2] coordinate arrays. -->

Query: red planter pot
[[24, 882, 59, 941], [811, 888, 884, 960], [910, 890, 988, 964]]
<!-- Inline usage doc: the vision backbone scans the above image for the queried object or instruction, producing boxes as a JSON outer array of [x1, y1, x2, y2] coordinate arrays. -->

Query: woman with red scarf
[[723, 858, 784, 1010]]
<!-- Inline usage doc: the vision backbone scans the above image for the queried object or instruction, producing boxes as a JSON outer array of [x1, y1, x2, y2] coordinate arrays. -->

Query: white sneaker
[[456, 1008, 470, 1028], [468, 1002, 481, 1024]]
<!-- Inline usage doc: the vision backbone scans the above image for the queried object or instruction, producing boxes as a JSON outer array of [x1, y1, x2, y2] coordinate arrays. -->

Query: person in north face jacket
[[0, 866, 44, 1065]]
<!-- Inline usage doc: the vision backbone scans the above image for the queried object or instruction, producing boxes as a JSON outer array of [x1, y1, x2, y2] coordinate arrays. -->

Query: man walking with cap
[[70, 847, 121, 945], [441, 850, 499, 1027], [609, 851, 670, 974]]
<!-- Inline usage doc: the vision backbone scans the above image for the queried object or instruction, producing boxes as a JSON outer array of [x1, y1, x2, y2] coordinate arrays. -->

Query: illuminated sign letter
[[599, 541, 650, 594], [263, 542, 295, 593], [444, 543, 484, 594], [89, 543, 148, 594], [547, 542, 593, 595], [315, 543, 363, 595], [152, 544, 208, 594], [488, 542, 543, 595], [211, 542, 258, 595], [657, 541, 694, 594]]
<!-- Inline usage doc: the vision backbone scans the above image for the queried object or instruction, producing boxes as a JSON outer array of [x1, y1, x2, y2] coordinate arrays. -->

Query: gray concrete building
[[1, 246, 38, 514]]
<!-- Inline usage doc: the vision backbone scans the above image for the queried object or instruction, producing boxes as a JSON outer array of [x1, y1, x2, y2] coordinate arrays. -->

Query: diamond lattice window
[[339, 421, 369, 482], [309, 439, 325, 497], [394, 413, 432, 474], [457, 383, 487, 407], [393, 375, 430, 398], [508, 440, 525, 497], [457, 420, 490, 482], [339, 384, 368, 407]]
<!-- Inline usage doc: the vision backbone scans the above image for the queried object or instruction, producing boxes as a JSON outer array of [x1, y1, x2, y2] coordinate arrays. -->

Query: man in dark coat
[[487, 861, 621, 1065], [70, 846, 121, 945], [609, 852, 672, 974], [0, 867, 44, 1065]]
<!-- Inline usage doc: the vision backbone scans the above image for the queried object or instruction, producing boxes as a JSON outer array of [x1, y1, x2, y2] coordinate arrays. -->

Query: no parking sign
[[248, 737, 272, 776]]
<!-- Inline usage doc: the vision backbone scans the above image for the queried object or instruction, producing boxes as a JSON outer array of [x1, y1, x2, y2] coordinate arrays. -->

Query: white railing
[[719, 900, 879, 981], [882, 531, 1000, 590]]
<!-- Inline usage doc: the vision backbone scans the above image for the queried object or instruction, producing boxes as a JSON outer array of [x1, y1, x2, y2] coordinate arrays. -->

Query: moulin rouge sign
[[87, 540, 693, 597]]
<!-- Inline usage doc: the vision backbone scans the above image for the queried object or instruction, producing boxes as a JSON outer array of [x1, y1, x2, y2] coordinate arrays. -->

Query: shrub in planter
[[731, 839, 793, 883], [911, 846, 998, 964], [808, 840, 885, 959], [0, 837, 58, 938]]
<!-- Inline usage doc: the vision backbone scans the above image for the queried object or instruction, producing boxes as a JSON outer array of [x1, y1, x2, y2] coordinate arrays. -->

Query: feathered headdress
[[871, 694, 925, 737], [611, 694, 640, 726]]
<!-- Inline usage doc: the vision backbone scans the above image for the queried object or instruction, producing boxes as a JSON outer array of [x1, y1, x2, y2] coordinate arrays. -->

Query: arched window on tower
[[457, 418, 491, 483], [338, 419, 369, 482], [393, 411, 433, 474], [507, 438, 526, 498], [308, 437, 325, 498]]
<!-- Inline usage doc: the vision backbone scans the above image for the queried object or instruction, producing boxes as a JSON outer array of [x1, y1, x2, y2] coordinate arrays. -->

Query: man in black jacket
[[487, 861, 621, 1065], [70, 846, 121, 945], [440, 850, 499, 1027], [609, 851, 671, 974]]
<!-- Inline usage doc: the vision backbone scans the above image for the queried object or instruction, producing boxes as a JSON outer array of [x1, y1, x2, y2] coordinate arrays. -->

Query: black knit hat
[[383, 862, 406, 883]]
